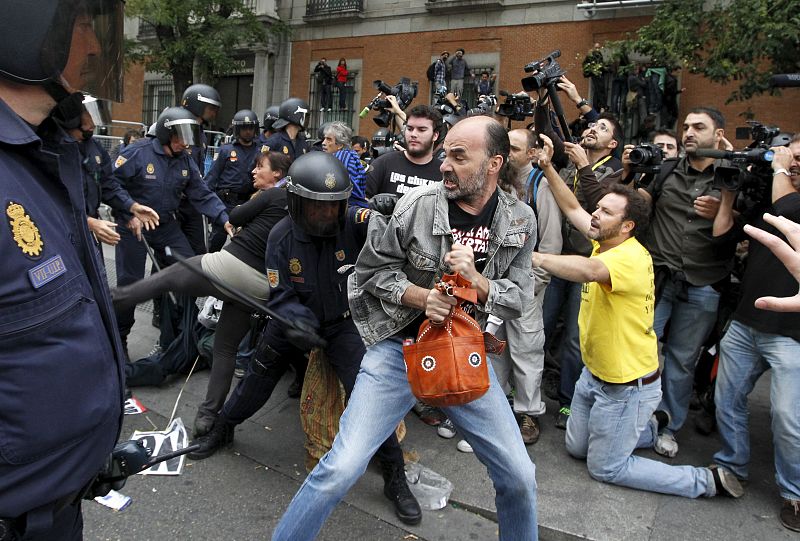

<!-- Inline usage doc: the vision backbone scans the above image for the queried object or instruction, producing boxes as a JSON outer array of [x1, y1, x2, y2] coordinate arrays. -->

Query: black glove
[[369, 193, 398, 215]]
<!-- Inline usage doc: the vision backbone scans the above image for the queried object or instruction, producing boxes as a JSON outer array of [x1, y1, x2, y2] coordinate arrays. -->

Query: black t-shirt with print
[[365, 150, 442, 198]]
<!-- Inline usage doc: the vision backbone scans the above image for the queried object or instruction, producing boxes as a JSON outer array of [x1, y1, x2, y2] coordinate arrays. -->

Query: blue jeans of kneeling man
[[566, 367, 715, 498], [272, 337, 538, 541]]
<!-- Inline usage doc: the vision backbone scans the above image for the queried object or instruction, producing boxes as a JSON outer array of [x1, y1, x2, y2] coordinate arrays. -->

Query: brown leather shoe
[[517, 413, 540, 445], [781, 499, 800, 532]]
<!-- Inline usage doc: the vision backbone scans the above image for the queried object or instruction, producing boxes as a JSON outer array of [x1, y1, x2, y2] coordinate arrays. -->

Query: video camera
[[371, 127, 404, 158], [434, 93, 497, 127], [696, 121, 792, 202], [360, 78, 418, 127], [628, 142, 664, 175], [521, 50, 566, 92], [496, 91, 534, 122]]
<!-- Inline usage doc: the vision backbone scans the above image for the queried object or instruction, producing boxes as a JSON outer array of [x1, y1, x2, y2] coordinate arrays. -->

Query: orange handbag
[[402, 273, 506, 407]]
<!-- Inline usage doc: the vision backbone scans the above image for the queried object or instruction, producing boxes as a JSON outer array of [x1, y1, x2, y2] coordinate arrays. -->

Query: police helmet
[[262, 106, 280, 132], [0, 0, 125, 101], [181, 83, 222, 122], [285, 153, 352, 237], [232, 109, 259, 141], [146, 122, 157, 138], [155, 107, 201, 147], [83, 94, 112, 128], [272, 98, 310, 131]]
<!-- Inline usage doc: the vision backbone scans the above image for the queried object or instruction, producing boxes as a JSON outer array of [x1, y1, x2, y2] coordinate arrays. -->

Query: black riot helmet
[[181, 83, 222, 123], [0, 0, 125, 101], [262, 105, 279, 132], [272, 97, 310, 131], [232, 109, 259, 142], [285, 152, 352, 237], [155, 107, 201, 147]]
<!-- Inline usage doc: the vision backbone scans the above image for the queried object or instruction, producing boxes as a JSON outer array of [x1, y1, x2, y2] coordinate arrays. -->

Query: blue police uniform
[[180, 123, 209, 255], [109, 137, 229, 340], [205, 139, 259, 251], [261, 130, 309, 162], [0, 100, 124, 534], [217, 207, 405, 470], [78, 136, 133, 219]]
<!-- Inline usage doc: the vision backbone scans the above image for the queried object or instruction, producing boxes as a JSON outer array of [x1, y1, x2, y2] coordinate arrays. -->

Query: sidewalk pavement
[[86, 246, 794, 540]]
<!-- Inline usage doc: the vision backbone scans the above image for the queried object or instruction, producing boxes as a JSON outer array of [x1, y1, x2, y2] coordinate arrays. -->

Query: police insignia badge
[[94, 155, 101, 164], [289, 258, 302, 275], [267, 268, 279, 288], [6, 202, 43, 257], [282, 146, 289, 154], [335, 250, 345, 261], [146, 163, 155, 175], [114, 155, 127, 169], [182, 170, 188, 177], [324, 173, 336, 189]]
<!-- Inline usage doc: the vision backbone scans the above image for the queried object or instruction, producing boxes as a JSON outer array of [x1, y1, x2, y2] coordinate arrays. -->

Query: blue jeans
[[542, 276, 584, 407], [654, 280, 720, 434], [713, 320, 800, 500], [566, 368, 714, 497], [272, 337, 538, 541]]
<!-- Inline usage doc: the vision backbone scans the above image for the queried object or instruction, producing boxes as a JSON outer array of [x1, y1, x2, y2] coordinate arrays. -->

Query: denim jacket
[[348, 182, 537, 346]]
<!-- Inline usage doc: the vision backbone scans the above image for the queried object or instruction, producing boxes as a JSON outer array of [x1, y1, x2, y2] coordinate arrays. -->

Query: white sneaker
[[654, 432, 679, 458], [437, 418, 456, 439], [319, 107, 325, 111], [456, 439, 473, 453]]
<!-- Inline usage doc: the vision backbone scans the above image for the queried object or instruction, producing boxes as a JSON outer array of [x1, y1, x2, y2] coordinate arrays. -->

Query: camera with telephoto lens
[[628, 142, 664, 174], [496, 91, 534, 121], [360, 78, 418, 127], [702, 120, 792, 203], [434, 93, 496, 127], [521, 50, 566, 92]]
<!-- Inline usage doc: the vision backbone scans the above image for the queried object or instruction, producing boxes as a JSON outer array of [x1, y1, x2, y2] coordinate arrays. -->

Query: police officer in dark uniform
[[109, 106, 231, 352], [187, 152, 422, 526], [257, 105, 280, 150], [262, 97, 311, 162], [179, 83, 222, 255], [206, 109, 260, 252], [58, 95, 160, 249], [0, 1, 127, 539]]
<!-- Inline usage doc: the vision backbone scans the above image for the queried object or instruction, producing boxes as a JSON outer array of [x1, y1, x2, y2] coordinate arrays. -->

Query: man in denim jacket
[[272, 116, 539, 541]]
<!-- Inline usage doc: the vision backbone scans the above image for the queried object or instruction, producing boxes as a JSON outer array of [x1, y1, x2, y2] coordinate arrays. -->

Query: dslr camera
[[360, 78, 418, 127], [628, 142, 664, 174]]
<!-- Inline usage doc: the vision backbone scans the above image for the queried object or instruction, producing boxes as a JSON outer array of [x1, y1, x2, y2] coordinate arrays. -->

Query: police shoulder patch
[[114, 155, 127, 169], [267, 268, 279, 288], [355, 208, 371, 223]]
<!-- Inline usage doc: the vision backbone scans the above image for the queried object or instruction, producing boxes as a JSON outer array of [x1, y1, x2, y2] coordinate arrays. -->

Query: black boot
[[187, 418, 234, 460], [381, 462, 422, 525]]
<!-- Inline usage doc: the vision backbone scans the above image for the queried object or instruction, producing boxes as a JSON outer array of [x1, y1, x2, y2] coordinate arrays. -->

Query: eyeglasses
[[588, 122, 610, 133]]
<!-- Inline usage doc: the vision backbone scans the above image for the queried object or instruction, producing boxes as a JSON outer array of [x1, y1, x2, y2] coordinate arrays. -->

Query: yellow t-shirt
[[578, 237, 658, 382]]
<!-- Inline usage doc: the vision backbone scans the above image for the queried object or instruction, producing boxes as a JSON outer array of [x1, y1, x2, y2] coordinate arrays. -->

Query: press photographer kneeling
[[710, 133, 800, 532]]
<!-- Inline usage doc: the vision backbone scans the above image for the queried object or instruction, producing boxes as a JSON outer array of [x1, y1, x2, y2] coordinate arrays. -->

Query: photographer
[[475, 71, 497, 97], [639, 107, 735, 459], [314, 58, 334, 111], [619, 128, 681, 186], [710, 135, 800, 532], [365, 105, 443, 198]]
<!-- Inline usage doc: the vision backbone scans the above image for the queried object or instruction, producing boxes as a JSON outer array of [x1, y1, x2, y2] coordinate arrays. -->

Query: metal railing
[[305, 0, 363, 16], [307, 71, 359, 135]]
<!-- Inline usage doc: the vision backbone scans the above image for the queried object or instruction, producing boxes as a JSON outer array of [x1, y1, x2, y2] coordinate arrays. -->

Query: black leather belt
[[593, 370, 661, 387]]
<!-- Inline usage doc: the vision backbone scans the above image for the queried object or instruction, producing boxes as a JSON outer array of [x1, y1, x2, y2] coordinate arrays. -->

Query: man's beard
[[406, 137, 434, 158], [589, 220, 622, 242], [443, 159, 489, 203]]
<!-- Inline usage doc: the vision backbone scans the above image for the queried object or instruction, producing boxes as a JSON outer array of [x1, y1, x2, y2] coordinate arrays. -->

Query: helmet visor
[[66, 0, 125, 102], [83, 97, 112, 127], [296, 199, 346, 237], [165, 119, 202, 147]]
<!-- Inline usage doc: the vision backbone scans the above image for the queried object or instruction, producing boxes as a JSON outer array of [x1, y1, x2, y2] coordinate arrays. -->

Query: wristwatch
[[773, 168, 790, 177], [575, 99, 589, 109]]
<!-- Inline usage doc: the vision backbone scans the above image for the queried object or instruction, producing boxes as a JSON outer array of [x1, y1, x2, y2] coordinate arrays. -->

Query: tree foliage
[[622, 0, 800, 103], [126, 0, 272, 98]]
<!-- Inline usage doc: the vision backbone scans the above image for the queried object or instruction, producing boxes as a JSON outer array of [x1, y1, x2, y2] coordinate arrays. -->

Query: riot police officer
[[179, 83, 222, 254], [0, 1, 127, 538], [257, 104, 280, 150], [110, 106, 231, 352], [188, 152, 421, 526], [206, 109, 260, 251], [261, 97, 310, 161]]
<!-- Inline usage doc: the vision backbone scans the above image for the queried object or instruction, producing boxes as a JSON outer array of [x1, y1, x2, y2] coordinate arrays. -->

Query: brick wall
[[113, 62, 146, 127]]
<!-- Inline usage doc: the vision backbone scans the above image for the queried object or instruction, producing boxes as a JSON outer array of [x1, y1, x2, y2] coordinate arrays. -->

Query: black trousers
[[221, 319, 405, 467]]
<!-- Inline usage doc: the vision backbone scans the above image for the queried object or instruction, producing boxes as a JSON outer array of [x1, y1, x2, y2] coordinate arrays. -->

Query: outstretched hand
[[744, 213, 800, 313]]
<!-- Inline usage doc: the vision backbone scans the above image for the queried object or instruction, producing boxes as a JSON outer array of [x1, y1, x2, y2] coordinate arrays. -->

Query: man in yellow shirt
[[530, 134, 742, 498]]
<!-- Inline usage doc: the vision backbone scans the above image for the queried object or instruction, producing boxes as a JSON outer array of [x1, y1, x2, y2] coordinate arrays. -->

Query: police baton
[[140, 235, 178, 306], [164, 247, 327, 349]]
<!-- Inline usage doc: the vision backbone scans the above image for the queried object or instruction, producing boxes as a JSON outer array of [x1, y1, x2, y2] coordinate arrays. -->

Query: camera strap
[[572, 154, 612, 192]]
